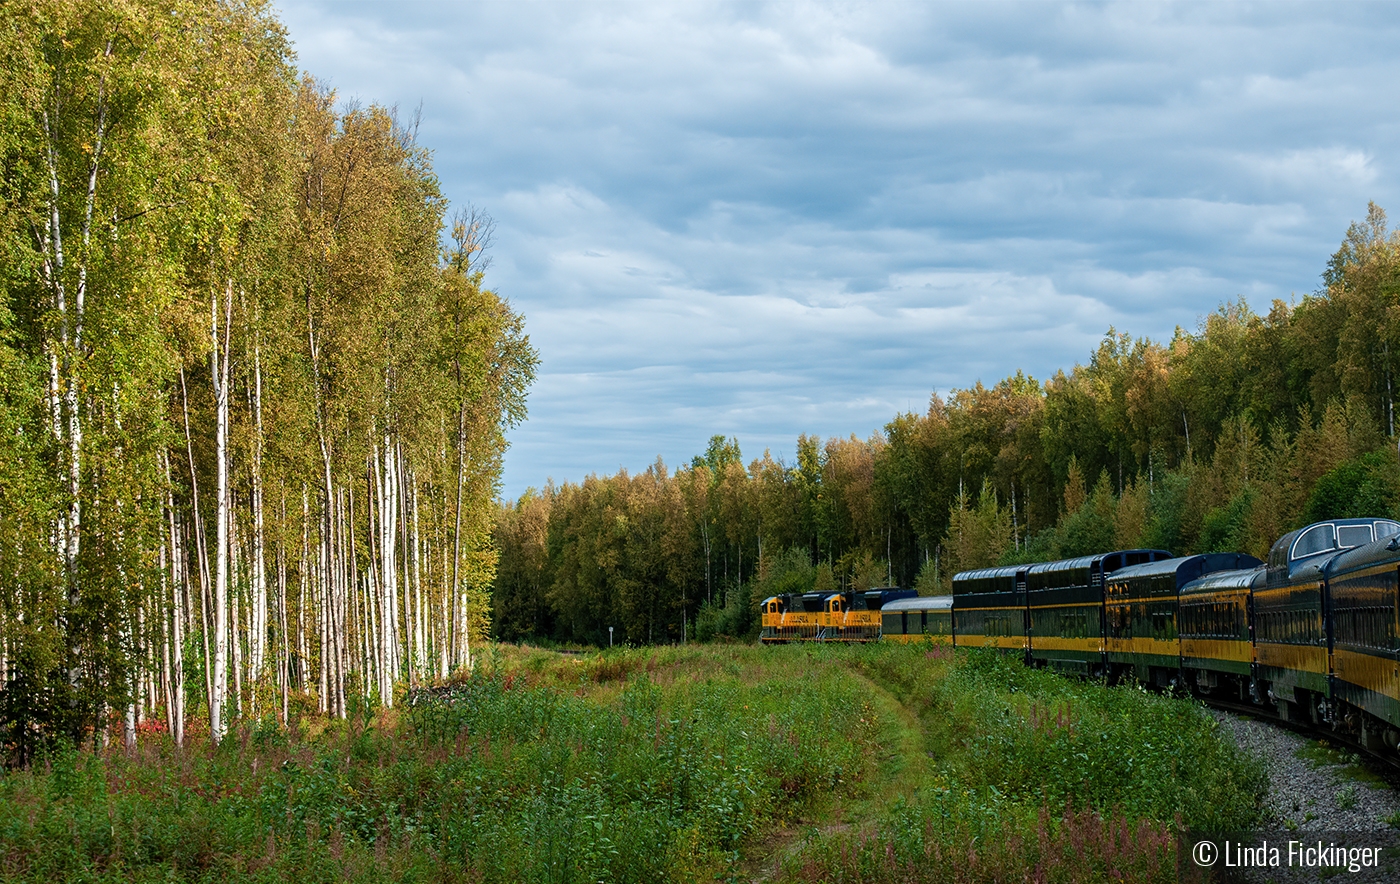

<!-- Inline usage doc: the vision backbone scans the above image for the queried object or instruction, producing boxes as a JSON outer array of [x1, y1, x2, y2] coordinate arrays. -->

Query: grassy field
[[0, 644, 1266, 883]]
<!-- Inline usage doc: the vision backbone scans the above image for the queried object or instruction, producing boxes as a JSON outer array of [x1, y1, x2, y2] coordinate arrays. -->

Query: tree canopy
[[0, 0, 537, 761], [494, 205, 1400, 646]]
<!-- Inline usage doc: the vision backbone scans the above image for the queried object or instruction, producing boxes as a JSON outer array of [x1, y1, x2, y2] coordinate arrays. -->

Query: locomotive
[[760, 587, 916, 642], [759, 517, 1400, 759]]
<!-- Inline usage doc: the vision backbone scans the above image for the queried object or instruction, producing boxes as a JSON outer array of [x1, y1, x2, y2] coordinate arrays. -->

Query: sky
[[275, 1, 1400, 499]]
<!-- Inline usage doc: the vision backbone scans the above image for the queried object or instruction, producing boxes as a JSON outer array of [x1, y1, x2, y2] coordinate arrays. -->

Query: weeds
[[1336, 784, 1359, 811], [0, 644, 874, 883], [775, 646, 1268, 884], [0, 644, 1268, 884]]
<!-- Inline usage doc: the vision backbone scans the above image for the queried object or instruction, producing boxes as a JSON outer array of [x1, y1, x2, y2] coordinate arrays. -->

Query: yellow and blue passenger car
[[1107, 553, 1261, 688], [951, 565, 1029, 660], [879, 595, 953, 645], [1178, 565, 1262, 701], [1025, 550, 1172, 676]]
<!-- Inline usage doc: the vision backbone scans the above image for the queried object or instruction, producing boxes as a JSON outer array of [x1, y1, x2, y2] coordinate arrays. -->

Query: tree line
[[493, 204, 1400, 646], [0, 0, 537, 763]]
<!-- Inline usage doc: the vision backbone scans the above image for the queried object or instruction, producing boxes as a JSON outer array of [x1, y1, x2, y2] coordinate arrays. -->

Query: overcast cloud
[[275, 1, 1400, 498]]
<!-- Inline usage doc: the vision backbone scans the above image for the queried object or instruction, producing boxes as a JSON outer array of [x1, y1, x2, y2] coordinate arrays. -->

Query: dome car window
[[1292, 524, 1336, 560], [1337, 525, 1373, 548]]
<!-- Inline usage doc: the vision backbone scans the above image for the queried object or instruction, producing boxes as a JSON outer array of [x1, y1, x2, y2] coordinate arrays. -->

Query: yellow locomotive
[[760, 588, 914, 642]]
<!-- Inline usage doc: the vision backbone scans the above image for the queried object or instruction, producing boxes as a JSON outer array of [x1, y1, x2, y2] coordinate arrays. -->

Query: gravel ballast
[[1212, 710, 1400, 831], [1195, 711, 1400, 883]]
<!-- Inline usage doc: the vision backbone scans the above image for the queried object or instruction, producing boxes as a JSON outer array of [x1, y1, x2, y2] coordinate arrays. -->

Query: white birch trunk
[[211, 281, 233, 743], [278, 488, 289, 724], [250, 337, 268, 681], [160, 542, 173, 734], [332, 485, 347, 719], [411, 477, 424, 682], [168, 512, 185, 746], [379, 439, 399, 704], [231, 520, 243, 720], [162, 453, 186, 746], [316, 504, 328, 714], [440, 509, 450, 679], [299, 486, 310, 694]]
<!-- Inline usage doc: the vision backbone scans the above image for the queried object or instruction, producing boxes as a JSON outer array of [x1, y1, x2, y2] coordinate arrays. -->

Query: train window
[[1292, 524, 1336, 560], [1378, 520, 1400, 539], [1337, 525, 1373, 548]]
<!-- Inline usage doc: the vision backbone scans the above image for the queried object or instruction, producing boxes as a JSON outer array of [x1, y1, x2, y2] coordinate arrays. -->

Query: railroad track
[[1197, 693, 1400, 780]]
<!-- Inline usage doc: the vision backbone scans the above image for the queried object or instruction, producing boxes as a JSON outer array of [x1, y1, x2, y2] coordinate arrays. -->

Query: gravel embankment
[[1212, 710, 1400, 831], [1202, 711, 1400, 883]]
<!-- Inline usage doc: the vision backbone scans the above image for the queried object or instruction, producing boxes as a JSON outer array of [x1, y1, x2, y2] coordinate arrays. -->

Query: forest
[[0, 0, 538, 761], [493, 202, 1400, 648], [6, 0, 1400, 768]]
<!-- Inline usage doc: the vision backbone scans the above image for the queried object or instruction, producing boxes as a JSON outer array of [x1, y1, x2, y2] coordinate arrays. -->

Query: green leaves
[[1, 1, 537, 751]]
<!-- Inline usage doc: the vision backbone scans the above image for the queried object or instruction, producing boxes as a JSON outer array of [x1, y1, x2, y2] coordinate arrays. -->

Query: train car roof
[[1106, 552, 1263, 587], [858, 587, 916, 600], [882, 595, 953, 613], [852, 587, 917, 609], [1026, 555, 1091, 576], [1026, 549, 1174, 578], [1323, 528, 1400, 576], [1180, 566, 1266, 594], [952, 564, 1024, 582], [951, 564, 1024, 596]]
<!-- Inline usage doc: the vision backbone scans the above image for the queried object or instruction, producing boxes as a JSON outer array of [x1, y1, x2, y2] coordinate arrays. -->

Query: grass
[[772, 646, 1268, 884], [1296, 738, 1391, 788], [0, 643, 1268, 883]]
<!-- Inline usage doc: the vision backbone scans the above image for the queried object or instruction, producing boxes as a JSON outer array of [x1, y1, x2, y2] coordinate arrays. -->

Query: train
[[760, 516, 1400, 760]]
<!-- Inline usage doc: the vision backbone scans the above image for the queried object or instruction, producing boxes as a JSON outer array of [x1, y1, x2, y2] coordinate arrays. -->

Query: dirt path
[[738, 666, 931, 882], [737, 677, 1400, 883]]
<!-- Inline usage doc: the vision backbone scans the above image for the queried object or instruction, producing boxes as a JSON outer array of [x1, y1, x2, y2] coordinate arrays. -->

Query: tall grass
[[782, 800, 1177, 884], [937, 650, 1267, 831], [0, 644, 1267, 884], [777, 646, 1268, 884], [0, 645, 877, 883]]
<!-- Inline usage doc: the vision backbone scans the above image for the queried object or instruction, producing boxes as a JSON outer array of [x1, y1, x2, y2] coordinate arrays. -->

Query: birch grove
[[0, 1, 536, 759]]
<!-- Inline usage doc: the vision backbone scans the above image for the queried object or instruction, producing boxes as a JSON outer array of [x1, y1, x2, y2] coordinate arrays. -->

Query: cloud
[[274, 0, 1400, 496]]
